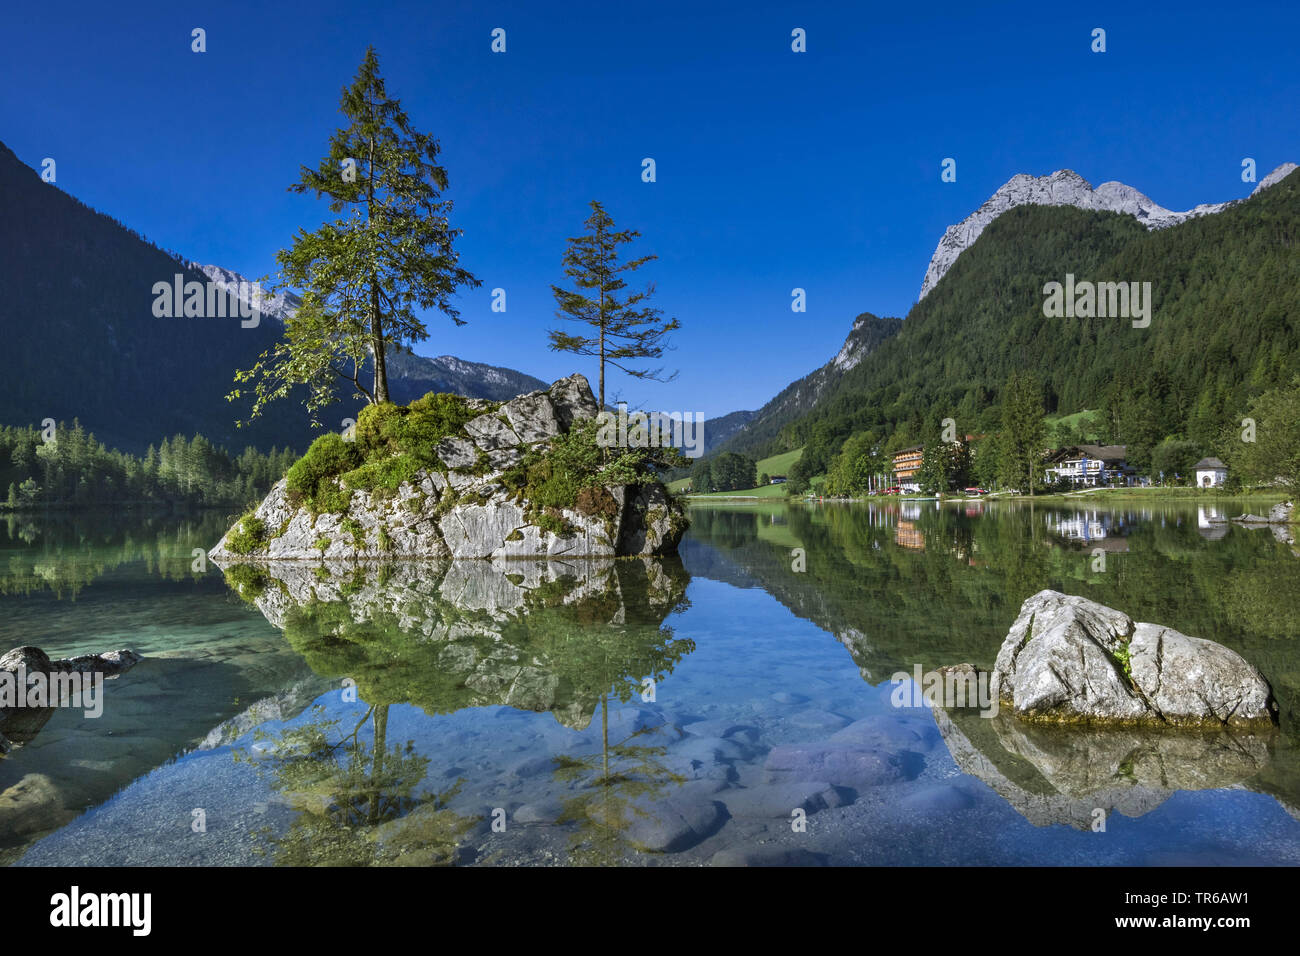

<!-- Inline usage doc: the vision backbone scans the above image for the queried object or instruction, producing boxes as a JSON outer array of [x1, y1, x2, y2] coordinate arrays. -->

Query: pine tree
[[917, 418, 950, 494], [1230, 376, 1300, 492], [232, 46, 479, 423], [998, 371, 1046, 496], [549, 201, 680, 407]]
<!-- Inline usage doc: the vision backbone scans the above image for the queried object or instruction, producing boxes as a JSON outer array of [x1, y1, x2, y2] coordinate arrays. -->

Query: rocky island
[[209, 374, 688, 562]]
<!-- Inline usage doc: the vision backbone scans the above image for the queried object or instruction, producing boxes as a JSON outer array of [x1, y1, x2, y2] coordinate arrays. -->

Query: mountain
[[195, 262, 545, 403], [714, 312, 901, 457], [0, 141, 543, 455], [765, 162, 1300, 473], [919, 163, 1298, 300], [196, 262, 302, 322], [382, 351, 546, 404], [697, 409, 755, 456]]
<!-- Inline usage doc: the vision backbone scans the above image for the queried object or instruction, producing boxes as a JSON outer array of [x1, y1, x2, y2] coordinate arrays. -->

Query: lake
[[3, 499, 1299, 866]]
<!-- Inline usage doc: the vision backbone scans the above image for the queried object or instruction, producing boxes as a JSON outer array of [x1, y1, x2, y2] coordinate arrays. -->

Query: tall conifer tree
[[549, 201, 680, 407], [232, 47, 478, 425]]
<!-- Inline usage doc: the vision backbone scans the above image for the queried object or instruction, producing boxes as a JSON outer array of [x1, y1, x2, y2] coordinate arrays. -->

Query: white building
[[1043, 444, 1133, 487], [1194, 457, 1228, 488]]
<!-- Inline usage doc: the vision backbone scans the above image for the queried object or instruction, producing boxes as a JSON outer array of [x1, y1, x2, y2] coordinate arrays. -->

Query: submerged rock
[[763, 743, 917, 788], [210, 373, 688, 562], [586, 790, 726, 853], [990, 590, 1276, 727], [0, 645, 143, 754], [1231, 501, 1295, 545], [721, 781, 850, 819]]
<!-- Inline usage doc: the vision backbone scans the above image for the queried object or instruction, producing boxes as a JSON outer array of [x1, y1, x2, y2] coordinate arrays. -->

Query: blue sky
[[3, 0, 1297, 417]]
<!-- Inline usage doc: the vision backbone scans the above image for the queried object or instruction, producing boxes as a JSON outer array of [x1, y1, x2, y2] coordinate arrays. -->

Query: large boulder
[[209, 374, 688, 561], [991, 590, 1276, 728]]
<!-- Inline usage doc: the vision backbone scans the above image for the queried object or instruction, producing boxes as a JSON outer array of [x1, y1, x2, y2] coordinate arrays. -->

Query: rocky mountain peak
[[1253, 161, 1299, 195], [194, 263, 300, 322], [918, 163, 1297, 301]]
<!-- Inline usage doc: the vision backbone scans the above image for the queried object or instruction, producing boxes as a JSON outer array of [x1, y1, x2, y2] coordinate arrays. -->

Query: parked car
[[963, 487, 988, 495]]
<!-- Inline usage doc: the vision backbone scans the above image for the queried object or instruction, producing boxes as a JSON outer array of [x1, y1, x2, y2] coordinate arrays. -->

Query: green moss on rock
[[226, 512, 267, 555], [1113, 641, 1133, 681], [284, 391, 482, 514], [286, 433, 362, 515], [340, 517, 366, 548]]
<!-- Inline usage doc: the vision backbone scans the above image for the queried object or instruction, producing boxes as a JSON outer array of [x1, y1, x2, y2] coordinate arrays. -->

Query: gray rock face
[[1233, 500, 1294, 525], [209, 374, 687, 561], [0, 645, 143, 678], [992, 590, 1275, 727]]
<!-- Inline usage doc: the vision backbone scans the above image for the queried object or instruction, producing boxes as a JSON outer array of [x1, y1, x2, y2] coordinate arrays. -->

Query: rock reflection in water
[[934, 705, 1279, 829], [216, 556, 694, 864]]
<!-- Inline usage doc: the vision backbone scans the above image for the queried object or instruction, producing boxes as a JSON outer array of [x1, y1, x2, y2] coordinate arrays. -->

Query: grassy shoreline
[[681, 486, 1292, 510], [991, 487, 1289, 504]]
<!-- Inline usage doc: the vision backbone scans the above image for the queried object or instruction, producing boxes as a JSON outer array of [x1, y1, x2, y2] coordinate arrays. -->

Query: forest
[[0, 420, 295, 512]]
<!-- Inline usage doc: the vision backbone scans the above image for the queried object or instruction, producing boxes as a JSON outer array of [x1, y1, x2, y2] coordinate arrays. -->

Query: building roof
[[1047, 444, 1127, 462], [1193, 457, 1227, 469]]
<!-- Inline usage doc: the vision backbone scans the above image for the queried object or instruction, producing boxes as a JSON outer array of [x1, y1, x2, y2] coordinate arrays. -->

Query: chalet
[[1193, 457, 1228, 488], [1043, 444, 1134, 487]]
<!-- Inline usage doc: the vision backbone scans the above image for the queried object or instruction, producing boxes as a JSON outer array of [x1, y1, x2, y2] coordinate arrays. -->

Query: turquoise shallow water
[[4, 501, 1300, 866]]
